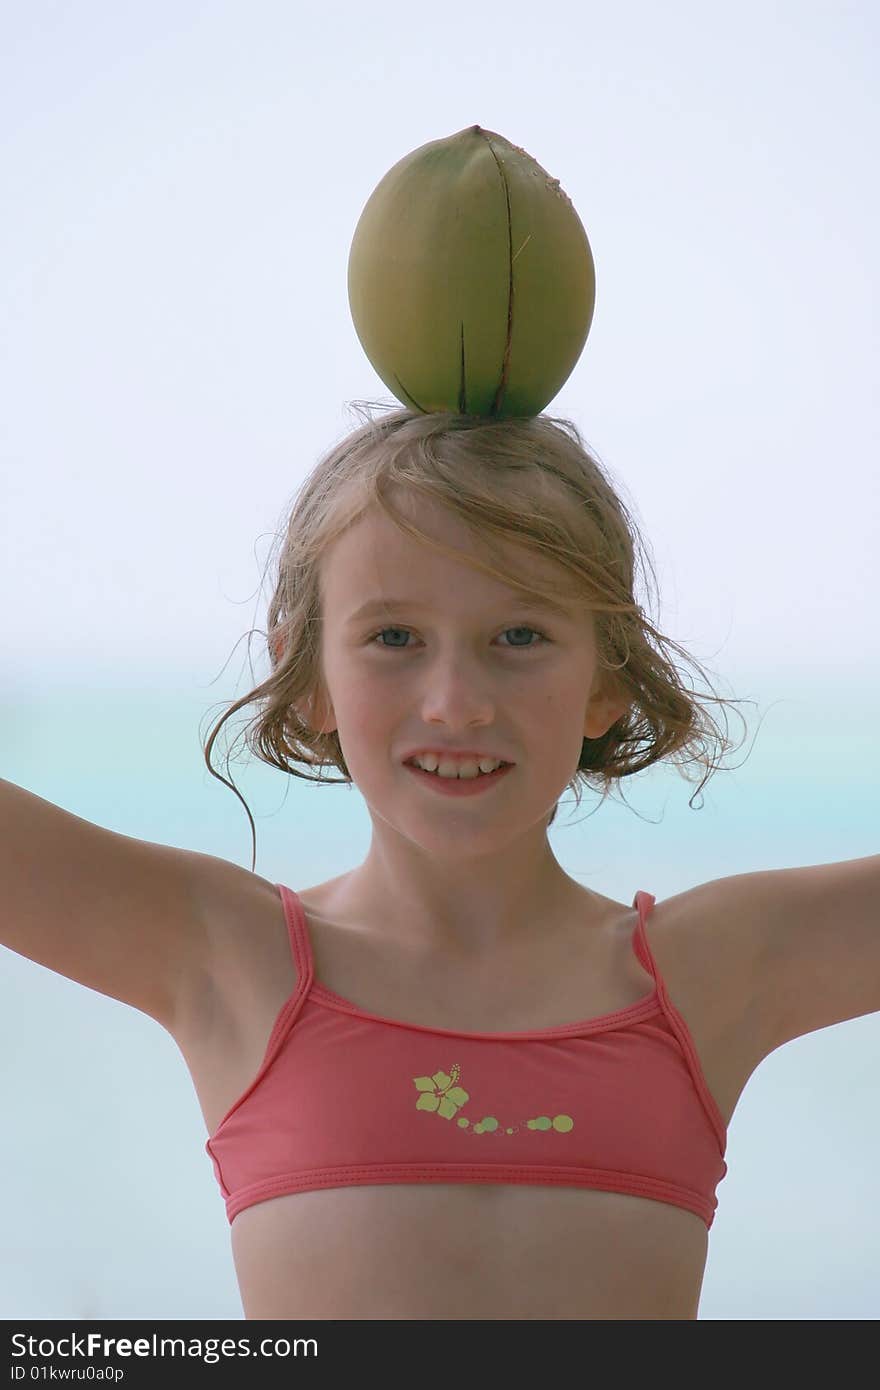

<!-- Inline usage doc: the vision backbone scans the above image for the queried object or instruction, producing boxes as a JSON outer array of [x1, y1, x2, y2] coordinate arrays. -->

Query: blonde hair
[[202, 404, 757, 873]]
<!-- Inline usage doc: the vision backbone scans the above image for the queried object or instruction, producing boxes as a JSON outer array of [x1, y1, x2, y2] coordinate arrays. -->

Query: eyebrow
[[344, 594, 575, 625]]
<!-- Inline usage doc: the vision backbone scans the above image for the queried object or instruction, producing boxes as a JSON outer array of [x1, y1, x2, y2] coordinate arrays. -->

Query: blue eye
[[369, 626, 548, 651]]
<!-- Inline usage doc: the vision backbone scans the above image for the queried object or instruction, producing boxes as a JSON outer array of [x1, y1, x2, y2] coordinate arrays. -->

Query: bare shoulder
[[172, 852, 296, 1048], [0, 777, 284, 1039], [644, 875, 773, 1035], [656, 857, 880, 1058], [641, 856, 880, 1078]]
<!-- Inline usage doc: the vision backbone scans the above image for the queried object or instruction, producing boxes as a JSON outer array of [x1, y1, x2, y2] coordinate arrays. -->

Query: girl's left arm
[[713, 854, 880, 1055]]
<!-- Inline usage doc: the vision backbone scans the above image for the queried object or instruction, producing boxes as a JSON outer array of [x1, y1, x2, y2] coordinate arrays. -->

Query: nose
[[417, 654, 497, 730]]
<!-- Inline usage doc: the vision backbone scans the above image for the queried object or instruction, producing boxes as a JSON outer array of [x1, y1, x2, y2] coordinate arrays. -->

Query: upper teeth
[[411, 755, 505, 779]]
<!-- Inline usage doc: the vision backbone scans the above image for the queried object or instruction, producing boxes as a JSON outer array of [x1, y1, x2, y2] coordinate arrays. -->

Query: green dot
[[506, 1128, 514, 1135], [534, 1116, 552, 1131], [526, 1119, 538, 1129], [481, 1116, 498, 1132], [457, 1117, 469, 1128], [473, 1123, 484, 1133], [553, 1114, 574, 1132]]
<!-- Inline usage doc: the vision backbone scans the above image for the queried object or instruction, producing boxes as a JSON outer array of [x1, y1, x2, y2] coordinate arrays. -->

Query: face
[[304, 495, 626, 859]]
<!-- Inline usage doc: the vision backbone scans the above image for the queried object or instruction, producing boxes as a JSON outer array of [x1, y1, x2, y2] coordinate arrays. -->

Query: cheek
[[336, 673, 400, 732]]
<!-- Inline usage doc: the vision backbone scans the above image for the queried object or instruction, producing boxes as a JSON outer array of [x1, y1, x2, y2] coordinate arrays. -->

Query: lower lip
[[404, 762, 514, 796]]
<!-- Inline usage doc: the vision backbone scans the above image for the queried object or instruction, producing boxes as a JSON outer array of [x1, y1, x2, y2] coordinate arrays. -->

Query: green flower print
[[412, 1062, 470, 1119], [412, 1062, 574, 1136]]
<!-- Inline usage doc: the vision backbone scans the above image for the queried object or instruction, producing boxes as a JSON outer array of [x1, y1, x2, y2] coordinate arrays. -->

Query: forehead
[[321, 498, 580, 615]]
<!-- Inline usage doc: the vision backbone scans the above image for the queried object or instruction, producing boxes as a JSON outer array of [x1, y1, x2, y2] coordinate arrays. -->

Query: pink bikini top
[[205, 887, 728, 1229]]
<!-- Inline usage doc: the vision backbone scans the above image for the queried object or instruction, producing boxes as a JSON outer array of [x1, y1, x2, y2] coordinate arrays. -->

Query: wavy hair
[[202, 404, 758, 873]]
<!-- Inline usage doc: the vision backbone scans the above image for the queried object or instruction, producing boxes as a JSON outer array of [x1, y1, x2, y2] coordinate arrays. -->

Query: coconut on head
[[347, 125, 596, 419]]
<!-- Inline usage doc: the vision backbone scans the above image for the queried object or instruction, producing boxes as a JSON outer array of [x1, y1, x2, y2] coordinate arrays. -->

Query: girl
[[4, 406, 878, 1320]]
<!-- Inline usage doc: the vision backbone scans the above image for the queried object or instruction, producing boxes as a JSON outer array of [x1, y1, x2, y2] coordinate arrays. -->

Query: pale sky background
[[1, 0, 878, 1321]]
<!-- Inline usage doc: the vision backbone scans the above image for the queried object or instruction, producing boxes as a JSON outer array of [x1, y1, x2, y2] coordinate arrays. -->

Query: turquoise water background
[[1, 671, 877, 1320]]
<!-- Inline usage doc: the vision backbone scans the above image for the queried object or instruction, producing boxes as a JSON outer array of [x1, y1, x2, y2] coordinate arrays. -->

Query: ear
[[272, 634, 337, 736], [583, 686, 629, 740], [296, 689, 337, 737]]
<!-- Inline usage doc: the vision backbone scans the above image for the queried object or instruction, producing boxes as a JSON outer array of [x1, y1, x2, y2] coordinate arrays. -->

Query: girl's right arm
[[0, 777, 215, 1035]]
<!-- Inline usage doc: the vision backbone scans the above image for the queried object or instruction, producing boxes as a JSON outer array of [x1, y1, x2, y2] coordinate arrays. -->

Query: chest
[[172, 879, 757, 1319], [180, 884, 754, 1143]]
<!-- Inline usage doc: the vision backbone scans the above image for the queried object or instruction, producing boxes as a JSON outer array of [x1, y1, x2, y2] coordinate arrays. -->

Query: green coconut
[[347, 125, 596, 419]]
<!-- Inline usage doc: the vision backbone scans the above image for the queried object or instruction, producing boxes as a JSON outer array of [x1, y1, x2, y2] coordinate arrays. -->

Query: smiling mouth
[[405, 758, 513, 777], [413, 765, 503, 779], [404, 761, 515, 790]]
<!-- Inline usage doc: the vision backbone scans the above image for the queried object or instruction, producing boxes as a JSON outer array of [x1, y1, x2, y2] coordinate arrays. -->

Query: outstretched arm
[[709, 855, 880, 1055]]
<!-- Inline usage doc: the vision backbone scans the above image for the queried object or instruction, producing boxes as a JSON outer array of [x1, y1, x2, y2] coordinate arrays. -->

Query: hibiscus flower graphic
[[412, 1062, 469, 1119]]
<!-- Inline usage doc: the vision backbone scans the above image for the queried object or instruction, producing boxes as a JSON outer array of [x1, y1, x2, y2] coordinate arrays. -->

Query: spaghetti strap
[[252, 885, 315, 1062], [629, 890, 728, 1154], [275, 883, 316, 987], [630, 890, 659, 982]]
